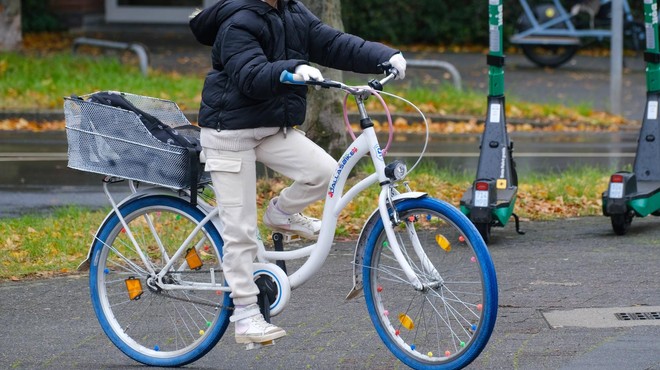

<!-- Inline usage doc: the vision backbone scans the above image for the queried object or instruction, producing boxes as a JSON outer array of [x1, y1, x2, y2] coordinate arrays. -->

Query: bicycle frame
[[86, 76, 428, 297], [258, 115, 425, 291], [512, 0, 634, 44]]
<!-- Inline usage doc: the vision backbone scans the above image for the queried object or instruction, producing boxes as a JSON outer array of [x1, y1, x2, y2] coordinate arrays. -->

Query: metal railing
[[72, 37, 150, 76], [69, 39, 462, 91], [407, 59, 462, 90]]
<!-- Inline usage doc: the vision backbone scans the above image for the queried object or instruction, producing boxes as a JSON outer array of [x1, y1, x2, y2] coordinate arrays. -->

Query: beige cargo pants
[[201, 127, 337, 305]]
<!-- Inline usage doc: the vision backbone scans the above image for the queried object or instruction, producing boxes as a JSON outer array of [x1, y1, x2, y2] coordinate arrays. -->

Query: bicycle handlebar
[[279, 67, 400, 157], [279, 64, 429, 177], [279, 70, 343, 89], [279, 67, 398, 93]]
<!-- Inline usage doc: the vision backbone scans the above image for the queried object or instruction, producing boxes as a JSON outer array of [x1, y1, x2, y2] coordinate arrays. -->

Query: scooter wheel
[[475, 222, 491, 244], [610, 213, 633, 235]]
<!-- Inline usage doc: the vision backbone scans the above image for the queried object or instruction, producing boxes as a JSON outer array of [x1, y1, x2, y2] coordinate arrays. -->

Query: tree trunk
[[301, 0, 347, 158], [0, 0, 21, 51]]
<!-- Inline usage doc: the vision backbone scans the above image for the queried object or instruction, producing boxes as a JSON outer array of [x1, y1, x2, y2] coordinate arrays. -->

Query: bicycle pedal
[[244, 340, 274, 350], [279, 232, 301, 243]]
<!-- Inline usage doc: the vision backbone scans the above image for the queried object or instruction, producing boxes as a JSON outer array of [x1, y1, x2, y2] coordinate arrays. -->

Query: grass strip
[[0, 52, 204, 111], [0, 51, 629, 127], [1, 164, 615, 280]]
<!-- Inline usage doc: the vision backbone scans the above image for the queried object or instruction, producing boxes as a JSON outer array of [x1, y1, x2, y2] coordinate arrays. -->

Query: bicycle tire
[[521, 44, 579, 68], [515, 10, 578, 68], [89, 194, 231, 367], [362, 197, 497, 369]]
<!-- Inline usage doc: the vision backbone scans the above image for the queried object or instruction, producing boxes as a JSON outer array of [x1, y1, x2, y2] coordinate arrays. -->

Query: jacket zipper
[[279, 4, 289, 138]]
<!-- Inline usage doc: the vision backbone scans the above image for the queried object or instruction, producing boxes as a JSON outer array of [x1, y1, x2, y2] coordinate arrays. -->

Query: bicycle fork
[[378, 187, 440, 291]]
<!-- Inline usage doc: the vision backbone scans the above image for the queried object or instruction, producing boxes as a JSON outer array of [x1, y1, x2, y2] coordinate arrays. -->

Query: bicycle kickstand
[[512, 213, 525, 235]]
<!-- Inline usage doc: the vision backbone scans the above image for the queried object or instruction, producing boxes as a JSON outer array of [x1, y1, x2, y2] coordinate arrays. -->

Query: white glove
[[388, 53, 407, 80], [294, 64, 324, 81]]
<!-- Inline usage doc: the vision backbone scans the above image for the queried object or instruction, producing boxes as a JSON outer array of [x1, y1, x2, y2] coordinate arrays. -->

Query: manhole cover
[[543, 306, 660, 328]]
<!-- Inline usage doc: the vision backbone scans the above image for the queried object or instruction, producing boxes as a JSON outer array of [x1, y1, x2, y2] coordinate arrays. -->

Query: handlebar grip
[[279, 71, 306, 85]]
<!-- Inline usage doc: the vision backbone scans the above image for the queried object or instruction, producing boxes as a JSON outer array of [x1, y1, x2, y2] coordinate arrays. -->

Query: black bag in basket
[[85, 91, 203, 205]]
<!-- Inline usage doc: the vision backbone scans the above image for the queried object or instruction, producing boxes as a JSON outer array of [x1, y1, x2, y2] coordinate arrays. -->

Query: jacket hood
[[189, 0, 295, 46]]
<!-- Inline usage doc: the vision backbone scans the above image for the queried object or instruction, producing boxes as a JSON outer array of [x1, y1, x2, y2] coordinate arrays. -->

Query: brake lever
[[307, 79, 342, 89]]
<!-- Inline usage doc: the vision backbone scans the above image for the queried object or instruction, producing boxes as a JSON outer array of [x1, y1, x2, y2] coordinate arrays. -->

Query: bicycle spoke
[[89, 197, 230, 366], [363, 201, 497, 368], [95, 235, 150, 276]]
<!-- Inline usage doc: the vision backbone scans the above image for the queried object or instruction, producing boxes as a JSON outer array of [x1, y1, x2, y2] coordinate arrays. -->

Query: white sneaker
[[263, 198, 321, 239], [232, 304, 286, 344]]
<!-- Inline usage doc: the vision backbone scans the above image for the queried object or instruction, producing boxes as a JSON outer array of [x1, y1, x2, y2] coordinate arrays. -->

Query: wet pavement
[[0, 128, 639, 217], [0, 216, 658, 369]]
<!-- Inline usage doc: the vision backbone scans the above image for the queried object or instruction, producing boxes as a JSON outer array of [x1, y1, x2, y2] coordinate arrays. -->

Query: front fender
[[345, 191, 427, 300]]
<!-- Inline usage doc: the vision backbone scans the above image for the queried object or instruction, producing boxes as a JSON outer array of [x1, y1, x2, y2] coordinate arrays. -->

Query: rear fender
[[77, 187, 220, 271]]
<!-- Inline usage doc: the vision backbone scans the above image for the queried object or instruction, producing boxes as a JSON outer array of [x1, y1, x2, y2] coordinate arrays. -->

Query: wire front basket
[[64, 92, 210, 189]]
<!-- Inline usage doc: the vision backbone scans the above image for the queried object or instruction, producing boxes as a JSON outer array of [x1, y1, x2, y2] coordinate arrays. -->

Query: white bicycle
[[66, 67, 498, 369]]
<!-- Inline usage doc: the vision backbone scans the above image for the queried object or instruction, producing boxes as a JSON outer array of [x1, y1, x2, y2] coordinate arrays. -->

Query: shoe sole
[[235, 330, 287, 344]]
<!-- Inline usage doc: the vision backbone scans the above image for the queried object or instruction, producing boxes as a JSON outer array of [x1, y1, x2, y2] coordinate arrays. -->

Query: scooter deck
[[494, 188, 517, 206], [629, 180, 660, 199]]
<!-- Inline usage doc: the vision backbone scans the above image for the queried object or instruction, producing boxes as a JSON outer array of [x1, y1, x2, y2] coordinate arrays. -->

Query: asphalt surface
[[416, 50, 648, 122], [1, 216, 659, 369]]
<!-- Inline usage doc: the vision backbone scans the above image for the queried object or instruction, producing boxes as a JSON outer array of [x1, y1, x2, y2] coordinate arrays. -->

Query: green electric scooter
[[602, 0, 660, 235], [460, 0, 524, 243]]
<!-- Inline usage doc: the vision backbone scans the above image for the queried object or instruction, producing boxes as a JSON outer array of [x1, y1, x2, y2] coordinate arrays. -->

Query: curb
[[0, 109, 641, 132]]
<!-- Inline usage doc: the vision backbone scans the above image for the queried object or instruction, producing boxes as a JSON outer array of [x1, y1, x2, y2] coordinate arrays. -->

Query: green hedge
[[341, 0, 521, 46], [22, 0, 646, 47], [22, 0, 64, 32]]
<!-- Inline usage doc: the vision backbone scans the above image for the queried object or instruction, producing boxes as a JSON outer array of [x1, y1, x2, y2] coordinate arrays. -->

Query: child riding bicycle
[[189, 0, 406, 345]]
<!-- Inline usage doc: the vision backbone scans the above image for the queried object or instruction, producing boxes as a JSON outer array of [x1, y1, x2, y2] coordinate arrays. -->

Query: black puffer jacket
[[190, 0, 399, 131]]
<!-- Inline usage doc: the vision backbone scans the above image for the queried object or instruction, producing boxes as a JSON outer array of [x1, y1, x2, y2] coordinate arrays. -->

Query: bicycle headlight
[[385, 160, 407, 181]]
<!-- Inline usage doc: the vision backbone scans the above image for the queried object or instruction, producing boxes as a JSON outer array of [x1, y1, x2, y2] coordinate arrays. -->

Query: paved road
[[1, 216, 659, 369], [409, 51, 648, 122]]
